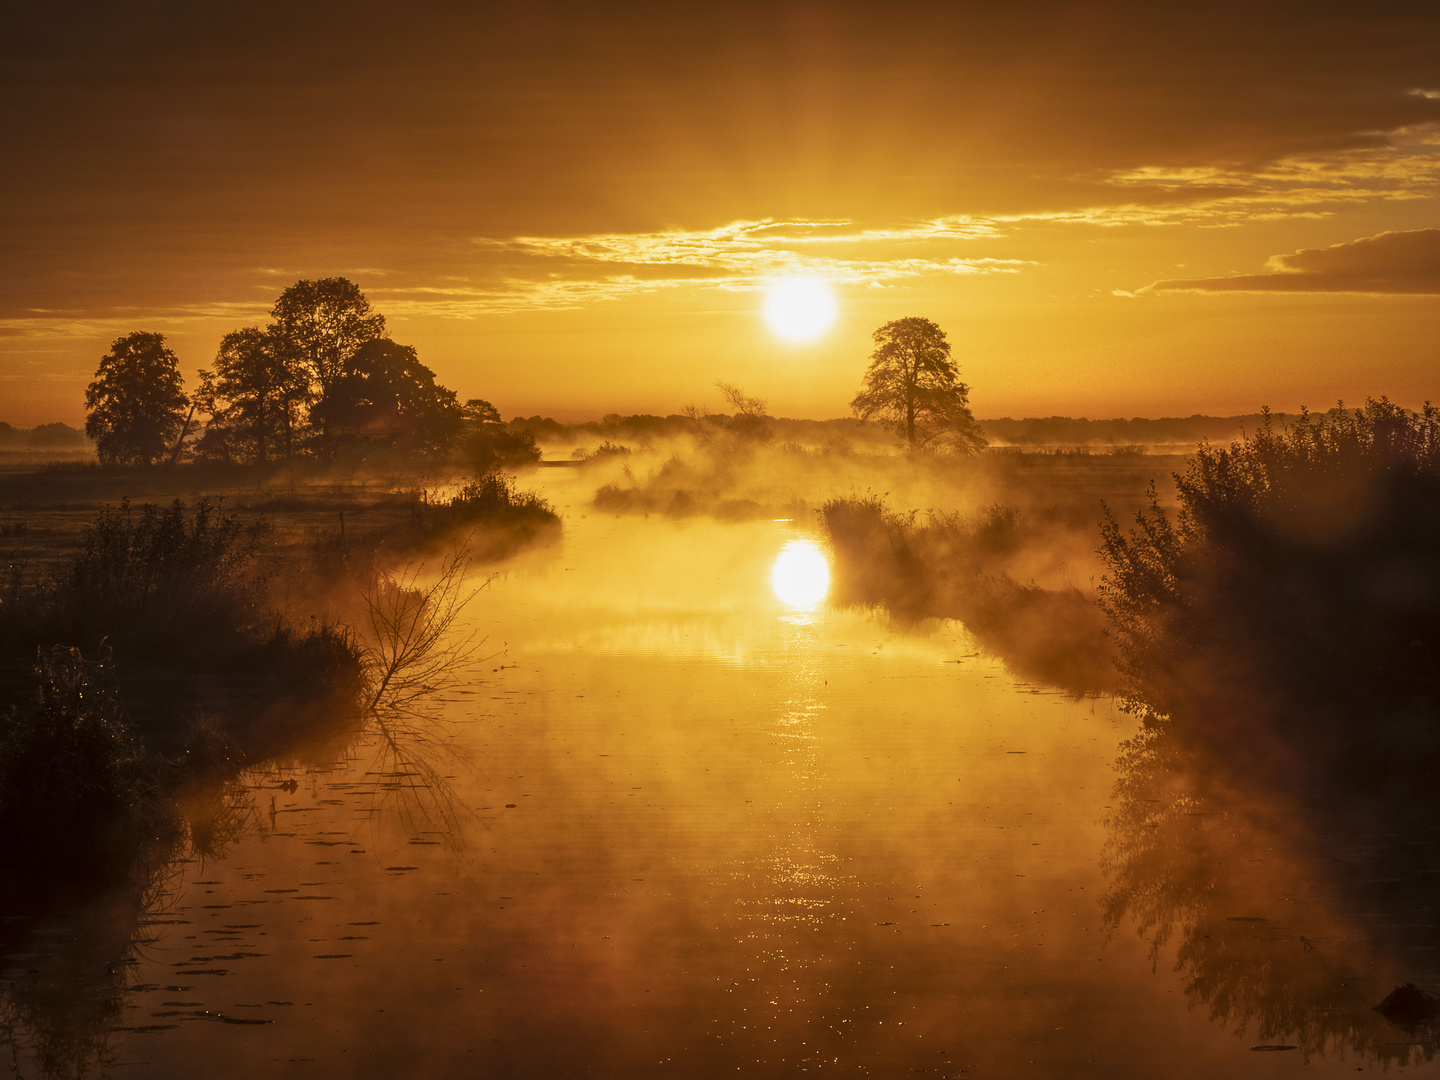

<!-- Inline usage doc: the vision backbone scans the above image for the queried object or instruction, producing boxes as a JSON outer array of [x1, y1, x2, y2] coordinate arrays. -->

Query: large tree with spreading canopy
[[210, 327, 309, 463], [268, 277, 386, 448], [850, 317, 986, 452], [310, 338, 461, 456], [84, 331, 190, 466]]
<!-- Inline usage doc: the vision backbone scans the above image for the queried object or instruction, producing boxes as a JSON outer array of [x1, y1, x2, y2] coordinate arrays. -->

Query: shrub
[[448, 473, 554, 520], [56, 497, 265, 657], [1099, 399, 1440, 759], [0, 647, 174, 885], [573, 441, 633, 463], [381, 473, 560, 560]]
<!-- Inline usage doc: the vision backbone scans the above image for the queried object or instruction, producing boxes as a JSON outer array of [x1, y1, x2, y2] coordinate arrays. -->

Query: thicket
[[0, 498, 366, 892], [1099, 399, 1440, 774]]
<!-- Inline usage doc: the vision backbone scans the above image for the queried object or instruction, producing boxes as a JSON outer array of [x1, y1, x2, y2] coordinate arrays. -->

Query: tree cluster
[[84, 278, 537, 470]]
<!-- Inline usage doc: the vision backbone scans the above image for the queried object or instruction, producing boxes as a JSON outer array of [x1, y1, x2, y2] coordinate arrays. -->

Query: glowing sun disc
[[764, 278, 837, 342], [771, 539, 831, 609]]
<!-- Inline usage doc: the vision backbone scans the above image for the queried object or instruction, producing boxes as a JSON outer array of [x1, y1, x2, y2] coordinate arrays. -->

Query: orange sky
[[3, 1, 1439, 425]]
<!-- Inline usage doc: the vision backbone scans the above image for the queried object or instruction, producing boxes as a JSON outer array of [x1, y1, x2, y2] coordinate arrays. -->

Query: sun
[[771, 539, 831, 610], [763, 277, 837, 342]]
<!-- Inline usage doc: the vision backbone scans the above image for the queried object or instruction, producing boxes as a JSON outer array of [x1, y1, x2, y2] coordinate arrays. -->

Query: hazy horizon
[[5, 2, 1440, 425]]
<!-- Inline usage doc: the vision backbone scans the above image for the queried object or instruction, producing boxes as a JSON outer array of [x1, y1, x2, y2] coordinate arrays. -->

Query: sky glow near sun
[[5, 3, 1440, 422], [763, 278, 838, 342]]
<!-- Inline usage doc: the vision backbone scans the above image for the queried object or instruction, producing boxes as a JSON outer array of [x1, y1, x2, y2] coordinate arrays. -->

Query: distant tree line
[[0, 422, 88, 449], [981, 413, 1302, 447], [83, 278, 540, 471]]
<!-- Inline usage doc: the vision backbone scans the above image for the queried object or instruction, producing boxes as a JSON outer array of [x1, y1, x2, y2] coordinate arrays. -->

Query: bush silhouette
[[1099, 399, 1440, 770]]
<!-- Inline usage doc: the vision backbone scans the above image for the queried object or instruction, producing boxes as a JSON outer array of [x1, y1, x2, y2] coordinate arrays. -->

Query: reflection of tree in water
[[0, 553, 483, 1078], [1104, 723, 1440, 1066], [1097, 402, 1440, 1064]]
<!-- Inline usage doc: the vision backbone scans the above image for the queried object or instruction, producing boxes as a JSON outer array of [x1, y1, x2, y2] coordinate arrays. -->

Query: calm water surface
[[4, 486, 1438, 1078]]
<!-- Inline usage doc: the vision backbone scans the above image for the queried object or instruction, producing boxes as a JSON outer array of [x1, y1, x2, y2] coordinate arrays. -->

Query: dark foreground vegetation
[[0, 461, 556, 904], [0, 494, 488, 1078], [821, 397, 1440, 744], [1100, 399, 1440, 786], [0, 498, 365, 896], [1097, 401, 1440, 1065]]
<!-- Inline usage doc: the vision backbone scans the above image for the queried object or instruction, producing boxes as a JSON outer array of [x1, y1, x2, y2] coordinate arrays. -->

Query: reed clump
[[1099, 399, 1440, 779], [388, 472, 559, 558]]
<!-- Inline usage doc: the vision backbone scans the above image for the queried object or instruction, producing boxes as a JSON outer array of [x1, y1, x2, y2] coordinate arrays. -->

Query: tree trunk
[[168, 401, 198, 466], [256, 397, 268, 466]]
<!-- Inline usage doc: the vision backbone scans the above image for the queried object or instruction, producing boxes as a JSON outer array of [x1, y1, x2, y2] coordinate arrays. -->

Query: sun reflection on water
[[771, 539, 830, 613]]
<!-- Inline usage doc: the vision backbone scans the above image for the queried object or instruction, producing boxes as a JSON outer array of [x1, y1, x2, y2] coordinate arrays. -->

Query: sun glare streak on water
[[771, 539, 830, 612]]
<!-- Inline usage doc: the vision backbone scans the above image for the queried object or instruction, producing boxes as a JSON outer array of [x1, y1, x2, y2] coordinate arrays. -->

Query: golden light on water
[[763, 277, 837, 342], [771, 539, 831, 609]]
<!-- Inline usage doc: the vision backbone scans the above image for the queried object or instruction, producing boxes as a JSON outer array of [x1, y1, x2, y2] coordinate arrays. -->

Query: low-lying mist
[[561, 419, 1175, 695]]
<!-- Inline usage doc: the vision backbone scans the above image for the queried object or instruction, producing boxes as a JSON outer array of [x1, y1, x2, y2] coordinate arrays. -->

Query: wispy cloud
[[1087, 125, 1440, 226], [1143, 228, 1440, 294], [352, 217, 1027, 314], [0, 301, 272, 343]]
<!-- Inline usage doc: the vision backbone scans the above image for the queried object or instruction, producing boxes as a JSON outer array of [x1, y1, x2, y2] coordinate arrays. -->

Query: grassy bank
[[0, 459, 560, 584], [0, 461, 547, 897], [0, 496, 365, 894]]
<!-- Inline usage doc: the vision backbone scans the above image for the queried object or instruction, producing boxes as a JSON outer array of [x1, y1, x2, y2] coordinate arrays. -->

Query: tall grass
[[66, 497, 264, 655], [0, 647, 178, 891]]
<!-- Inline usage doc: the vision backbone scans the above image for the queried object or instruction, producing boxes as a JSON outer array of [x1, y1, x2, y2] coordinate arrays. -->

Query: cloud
[[1144, 228, 1440, 294], [0, 301, 273, 342], [412, 218, 1032, 312]]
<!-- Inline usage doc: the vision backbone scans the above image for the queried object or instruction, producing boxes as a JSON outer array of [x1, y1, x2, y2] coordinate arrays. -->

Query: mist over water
[[3, 467, 1437, 1078]]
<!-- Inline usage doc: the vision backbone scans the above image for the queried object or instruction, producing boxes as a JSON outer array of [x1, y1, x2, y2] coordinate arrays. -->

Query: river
[[3, 476, 1437, 1078]]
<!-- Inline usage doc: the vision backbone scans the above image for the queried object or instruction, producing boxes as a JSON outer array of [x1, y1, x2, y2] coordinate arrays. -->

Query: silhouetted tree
[[187, 368, 239, 464], [460, 398, 502, 426], [211, 327, 305, 464], [458, 398, 540, 473], [268, 277, 385, 448], [311, 339, 461, 456], [84, 332, 190, 467], [850, 317, 986, 452], [715, 381, 772, 441]]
